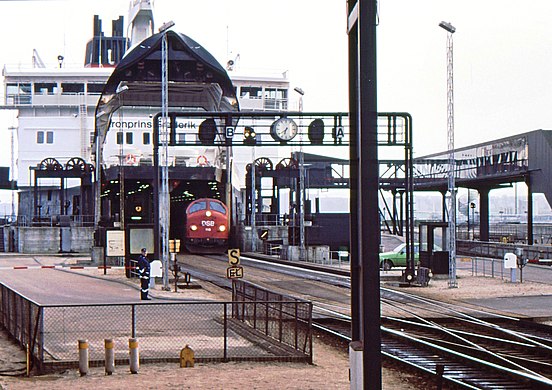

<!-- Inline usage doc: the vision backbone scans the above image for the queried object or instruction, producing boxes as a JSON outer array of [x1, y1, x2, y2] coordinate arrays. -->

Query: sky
[[2, 0, 552, 155], [0, 0, 552, 203]]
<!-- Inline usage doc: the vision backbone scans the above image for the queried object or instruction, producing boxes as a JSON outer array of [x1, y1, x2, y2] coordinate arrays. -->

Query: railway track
[[222, 253, 552, 388]]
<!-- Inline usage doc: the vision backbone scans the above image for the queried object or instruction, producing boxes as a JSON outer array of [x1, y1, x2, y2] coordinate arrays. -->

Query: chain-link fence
[[0, 281, 313, 372]]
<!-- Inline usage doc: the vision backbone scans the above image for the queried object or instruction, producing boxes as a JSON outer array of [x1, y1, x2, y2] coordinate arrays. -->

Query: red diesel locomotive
[[185, 198, 229, 253]]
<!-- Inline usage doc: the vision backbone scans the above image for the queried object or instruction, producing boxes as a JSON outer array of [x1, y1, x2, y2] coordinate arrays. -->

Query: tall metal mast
[[9, 126, 16, 222], [439, 21, 457, 288], [159, 21, 174, 290]]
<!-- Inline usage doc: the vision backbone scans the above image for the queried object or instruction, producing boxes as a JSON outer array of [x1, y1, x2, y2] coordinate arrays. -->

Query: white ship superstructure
[[2, 0, 292, 220]]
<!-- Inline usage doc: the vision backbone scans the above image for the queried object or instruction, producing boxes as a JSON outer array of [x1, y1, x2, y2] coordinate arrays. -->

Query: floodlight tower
[[439, 21, 457, 288]]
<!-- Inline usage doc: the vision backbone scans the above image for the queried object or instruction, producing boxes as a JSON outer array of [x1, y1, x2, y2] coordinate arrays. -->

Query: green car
[[379, 243, 420, 271]]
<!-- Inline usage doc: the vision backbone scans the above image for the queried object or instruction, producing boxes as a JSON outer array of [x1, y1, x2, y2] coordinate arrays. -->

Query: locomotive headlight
[[218, 225, 226, 232], [190, 224, 198, 231], [205, 210, 212, 217]]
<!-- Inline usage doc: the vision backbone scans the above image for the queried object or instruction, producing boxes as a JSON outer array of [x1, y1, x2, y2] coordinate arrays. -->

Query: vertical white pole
[[78, 339, 89, 376], [160, 31, 170, 290], [129, 338, 139, 374], [104, 339, 115, 375]]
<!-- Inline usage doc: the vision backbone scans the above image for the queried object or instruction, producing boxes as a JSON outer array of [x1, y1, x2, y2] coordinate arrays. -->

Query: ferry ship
[[1, 0, 295, 253]]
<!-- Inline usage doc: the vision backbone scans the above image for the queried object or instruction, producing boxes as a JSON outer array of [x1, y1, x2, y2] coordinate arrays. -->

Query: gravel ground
[[2, 264, 552, 389]]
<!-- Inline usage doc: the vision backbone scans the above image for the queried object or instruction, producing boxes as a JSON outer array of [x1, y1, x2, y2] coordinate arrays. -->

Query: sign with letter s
[[228, 248, 240, 266]]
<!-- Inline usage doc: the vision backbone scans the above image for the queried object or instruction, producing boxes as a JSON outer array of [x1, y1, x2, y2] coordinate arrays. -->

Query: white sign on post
[[228, 249, 240, 266], [150, 260, 163, 277], [504, 253, 517, 269], [106, 230, 125, 256]]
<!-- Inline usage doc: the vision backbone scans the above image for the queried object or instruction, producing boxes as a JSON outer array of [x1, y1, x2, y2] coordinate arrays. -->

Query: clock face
[[271, 117, 298, 142]]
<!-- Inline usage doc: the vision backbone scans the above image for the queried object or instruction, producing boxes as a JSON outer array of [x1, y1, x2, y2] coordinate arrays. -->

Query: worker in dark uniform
[[137, 248, 151, 300]]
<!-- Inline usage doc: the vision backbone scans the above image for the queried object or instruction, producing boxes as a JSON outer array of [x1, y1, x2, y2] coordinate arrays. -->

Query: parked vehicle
[[379, 243, 420, 271]]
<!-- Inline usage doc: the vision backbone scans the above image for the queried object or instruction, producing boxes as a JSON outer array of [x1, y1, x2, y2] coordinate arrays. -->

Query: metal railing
[[232, 280, 313, 363], [0, 281, 313, 372], [15, 214, 95, 228], [457, 240, 552, 262]]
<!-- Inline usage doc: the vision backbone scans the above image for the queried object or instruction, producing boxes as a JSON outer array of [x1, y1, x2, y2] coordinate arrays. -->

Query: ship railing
[[238, 96, 289, 111], [16, 214, 95, 227]]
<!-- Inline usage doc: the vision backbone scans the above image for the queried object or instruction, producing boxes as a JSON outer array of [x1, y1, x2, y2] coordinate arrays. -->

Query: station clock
[[270, 117, 298, 142]]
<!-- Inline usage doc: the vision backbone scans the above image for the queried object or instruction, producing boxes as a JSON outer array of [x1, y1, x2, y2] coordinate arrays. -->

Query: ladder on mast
[[79, 93, 88, 160]]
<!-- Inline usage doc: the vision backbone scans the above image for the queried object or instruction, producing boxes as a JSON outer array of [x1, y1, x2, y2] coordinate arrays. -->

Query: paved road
[[0, 254, 140, 304]]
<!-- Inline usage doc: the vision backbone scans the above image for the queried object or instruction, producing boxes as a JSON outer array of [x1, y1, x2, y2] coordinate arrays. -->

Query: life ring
[[125, 154, 137, 165], [197, 155, 208, 166]]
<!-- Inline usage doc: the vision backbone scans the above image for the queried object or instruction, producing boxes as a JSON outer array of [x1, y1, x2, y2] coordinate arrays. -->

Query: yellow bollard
[[129, 338, 139, 374], [180, 345, 194, 368], [105, 339, 115, 375], [26, 344, 31, 377], [78, 339, 89, 376]]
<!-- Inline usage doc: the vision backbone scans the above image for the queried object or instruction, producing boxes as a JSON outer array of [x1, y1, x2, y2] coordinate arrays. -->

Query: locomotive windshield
[[188, 201, 207, 214], [209, 200, 226, 215]]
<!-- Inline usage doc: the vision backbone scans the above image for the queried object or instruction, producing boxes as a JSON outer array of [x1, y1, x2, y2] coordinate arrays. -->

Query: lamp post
[[439, 20, 457, 288], [9, 126, 16, 223], [470, 202, 476, 240], [294, 87, 306, 261]]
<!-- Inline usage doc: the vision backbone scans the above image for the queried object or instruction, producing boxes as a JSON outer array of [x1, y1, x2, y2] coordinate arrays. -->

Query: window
[[264, 88, 288, 109], [37, 131, 54, 144], [188, 201, 207, 214], [116, 132, 123, 145], [61, 83, 84, 94], [126, 132, 133, 144], [240, 86, 262, 98], [264, 88, 287, 99], [6, 83, 31, 104], [143, 132, 150, 145], [209, 201, 227, 215], [87, 83, 105, 94], [34, 83, 57, 94]]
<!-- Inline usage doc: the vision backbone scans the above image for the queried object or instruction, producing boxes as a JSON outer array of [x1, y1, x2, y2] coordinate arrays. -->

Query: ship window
[[116, 132, 123, 145], [264, 88, 288, 109], [264, 88, 287, 99], [34, 83, 57, 94], [240, 86, 262, 98], [6, 83, 31, 104], [61, 83, 84, 94], [143, 132, 151, 145], [126, 132, 133, 144], [46, 131, 53, 144], [37, 131, 44, 144], [6, 83, 31, 95], [87, 83, 105, 94]]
